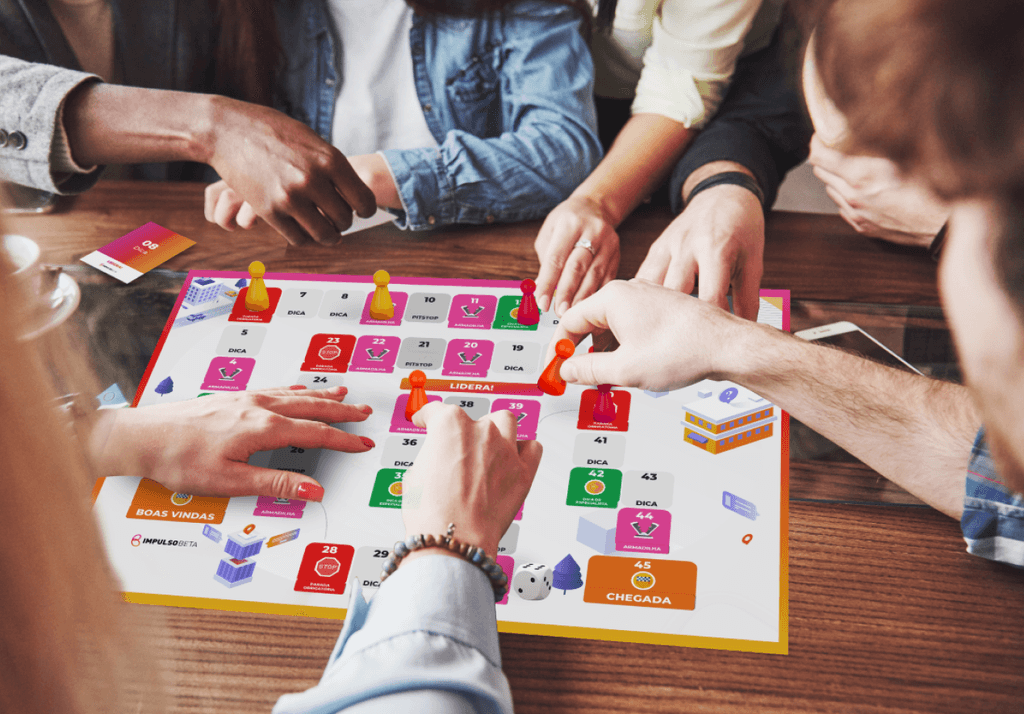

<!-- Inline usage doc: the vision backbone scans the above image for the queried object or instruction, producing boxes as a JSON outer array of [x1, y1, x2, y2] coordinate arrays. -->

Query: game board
[[91, 272, 791, 654]]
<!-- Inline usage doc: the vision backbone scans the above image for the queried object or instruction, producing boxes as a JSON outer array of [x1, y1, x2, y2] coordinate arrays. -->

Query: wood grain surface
[[6, 181, 941, 306], [11, 181, 1017, 713]]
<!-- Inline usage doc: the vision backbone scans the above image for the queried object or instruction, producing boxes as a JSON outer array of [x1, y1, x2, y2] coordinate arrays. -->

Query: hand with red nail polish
[[91, 385, 374, 501]]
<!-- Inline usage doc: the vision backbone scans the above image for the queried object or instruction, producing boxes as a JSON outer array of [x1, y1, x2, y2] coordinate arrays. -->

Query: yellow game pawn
[[245, 261, 270, 312], [369, 269, 394, 320]]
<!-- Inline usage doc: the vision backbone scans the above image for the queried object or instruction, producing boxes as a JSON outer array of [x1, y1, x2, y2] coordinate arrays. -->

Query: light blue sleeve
[[273, 554, 514, 714], [382, 2, 601, 230]]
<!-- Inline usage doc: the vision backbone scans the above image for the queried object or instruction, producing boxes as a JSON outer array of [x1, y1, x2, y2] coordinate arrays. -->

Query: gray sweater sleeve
[[0, 54, 102, 194]]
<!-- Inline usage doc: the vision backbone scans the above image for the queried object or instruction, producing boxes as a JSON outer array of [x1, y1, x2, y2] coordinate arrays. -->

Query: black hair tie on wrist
[[685, 171, 765, 212]]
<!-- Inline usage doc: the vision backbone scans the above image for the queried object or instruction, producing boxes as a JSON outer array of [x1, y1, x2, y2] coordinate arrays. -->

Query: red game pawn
[[517, 278, 540, 326], [405, 370, 429, 422], [538, 339, 575, 396], [593, 384, 616, 423]]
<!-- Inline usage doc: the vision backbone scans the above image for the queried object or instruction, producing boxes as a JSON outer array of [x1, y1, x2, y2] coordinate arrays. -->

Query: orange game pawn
[[369, 269, 394, 320], [405, 370, 429, 421], [538, 339, 575, 396], [245, 261, 270, 312]]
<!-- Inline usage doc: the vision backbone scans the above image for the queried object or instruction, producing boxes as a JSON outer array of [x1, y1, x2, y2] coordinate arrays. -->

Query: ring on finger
[[573, 237, 595, 257]]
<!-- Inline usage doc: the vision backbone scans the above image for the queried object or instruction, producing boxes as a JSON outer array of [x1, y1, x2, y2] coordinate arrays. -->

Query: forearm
[[61, 82, 219, 167], [573, 113, 695, 226], [722, 322, 979, 518]]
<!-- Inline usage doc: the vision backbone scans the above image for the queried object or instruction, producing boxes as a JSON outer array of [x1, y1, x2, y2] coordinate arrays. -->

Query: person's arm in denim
[[381, 2, 601, 230]]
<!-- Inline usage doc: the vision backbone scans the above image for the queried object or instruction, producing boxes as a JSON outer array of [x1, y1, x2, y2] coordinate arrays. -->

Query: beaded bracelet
[[379, 523, 509, 602]]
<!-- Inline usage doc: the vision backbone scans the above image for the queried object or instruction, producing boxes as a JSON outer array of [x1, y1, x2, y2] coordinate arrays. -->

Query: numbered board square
[[442, 339, 494, 378], [229, 287, 282, 323], [573, 432, 627, 468], [390, 393, 443, 433], [566, 467, 622, 508], [577, 388, 631, 431], [615, 508, 672, 554], [216, 324, 267, 357], [301, 334, 356, 373], [397, 337, 447, 371], [381, 434, 423, 469], [319, 289, 366, 321], [351, 335, 401, 373], [493, 340, 541, 377], [444, 395, 491, 420], [406, 292, 451, 323], [491, 398, 540, 440], [278, 288, 323, 318], [293, 542, 354, 595], [369, 469, 405, 508], [492, 294, 539, 331], [360, 292, 408, 326], [447, 294, 497, 329], [621, 470, 674, 509], [201, 356, 255, 392]]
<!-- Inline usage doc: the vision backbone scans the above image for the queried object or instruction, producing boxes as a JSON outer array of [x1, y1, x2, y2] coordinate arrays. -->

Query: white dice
[[512, 563, 552, 600]]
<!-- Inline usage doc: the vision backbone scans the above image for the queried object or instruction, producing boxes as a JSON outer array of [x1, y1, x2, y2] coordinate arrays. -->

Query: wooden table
[[9, 181, 1023, 713]]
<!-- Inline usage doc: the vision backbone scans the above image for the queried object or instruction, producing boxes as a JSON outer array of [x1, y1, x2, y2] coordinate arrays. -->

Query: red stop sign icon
[[315, 557, 341, 578], [294, 542, 354, 595]]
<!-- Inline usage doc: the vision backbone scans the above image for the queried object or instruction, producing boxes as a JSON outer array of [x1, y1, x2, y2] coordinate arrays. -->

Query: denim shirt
[[274, 0, 601, 230]]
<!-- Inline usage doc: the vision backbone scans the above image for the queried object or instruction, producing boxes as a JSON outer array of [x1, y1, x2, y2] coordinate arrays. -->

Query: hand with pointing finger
[[400, 402, 542, 559], [90, 385, 375, 501], [548, 279, 757, 392]]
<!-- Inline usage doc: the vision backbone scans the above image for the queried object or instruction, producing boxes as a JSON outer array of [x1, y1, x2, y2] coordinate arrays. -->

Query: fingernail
[[557, 302, 569, 317], [356, 404, 372, 414], [539, 295, 550, 312], [360, 436, 375, 449], [297, 481, 324, 502], [332, 385, 347, 394]]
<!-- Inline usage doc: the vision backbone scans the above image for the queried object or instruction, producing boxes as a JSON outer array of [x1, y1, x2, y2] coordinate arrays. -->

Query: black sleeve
[[668, 22, 813, 214]]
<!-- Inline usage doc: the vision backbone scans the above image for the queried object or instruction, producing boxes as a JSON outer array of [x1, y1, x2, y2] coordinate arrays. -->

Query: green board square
[[369, 468, 406, 508], [566, 467, 622, 508], [492, 294, 539, 331]]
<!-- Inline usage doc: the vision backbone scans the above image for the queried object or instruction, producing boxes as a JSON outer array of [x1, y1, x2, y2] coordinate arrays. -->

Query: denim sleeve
[[961, 429, 1024, 568], [273, 554, 513, 714], [381, 3, 601, 230], [668, 25, 812, 214]]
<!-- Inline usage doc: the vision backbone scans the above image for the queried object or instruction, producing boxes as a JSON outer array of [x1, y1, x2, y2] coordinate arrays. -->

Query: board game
[[92, 271, 790, 654]]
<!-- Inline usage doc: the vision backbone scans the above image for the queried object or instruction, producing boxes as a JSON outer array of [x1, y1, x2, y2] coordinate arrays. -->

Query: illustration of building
[[215, 529, 264, 588], [682, 385, 777, 455], [184, 277, 221, 306]]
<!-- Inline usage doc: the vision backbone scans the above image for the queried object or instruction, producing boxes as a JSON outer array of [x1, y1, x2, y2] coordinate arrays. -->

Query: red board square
[[294, 542, 354, 595], [229, 287, 282, 323], [577, 388, 631, 431], [301, 334, 356, 372]]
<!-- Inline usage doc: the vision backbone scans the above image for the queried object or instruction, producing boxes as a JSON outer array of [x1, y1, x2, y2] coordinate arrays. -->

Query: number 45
[[634, 561, 651, 569]]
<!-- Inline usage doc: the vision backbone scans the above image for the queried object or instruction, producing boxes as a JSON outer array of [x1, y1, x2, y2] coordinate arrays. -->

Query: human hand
[[400, 403, 542, 559], [636, 184, 765, 320], [204, 97, 376, 246], [93, 386, 374, 500], [809, 137, 948, 246], [534, 195, 621, 317], [549, 279, 756, 392]]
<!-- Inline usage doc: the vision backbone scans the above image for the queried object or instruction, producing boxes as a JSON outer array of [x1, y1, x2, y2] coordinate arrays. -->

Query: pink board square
[[615, 508, 672, 554], [200, 356, 255, 392], [350, 335, 401, 373], [441, 339, 494, 378], [496, 555, 515, 605], [447, 294, 497, 329], [491, 398, 541, 440], [359, 292, 407, 326], [253, 497, 307, 519], [389, 393, 444, 433]]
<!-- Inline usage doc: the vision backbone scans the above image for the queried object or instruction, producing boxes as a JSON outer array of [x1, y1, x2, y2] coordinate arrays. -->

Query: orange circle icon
[[584, 479, 605, 495], [742, 533, 753, 545], [388, 481, 403, 497], [630, 571, 656, 590]]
